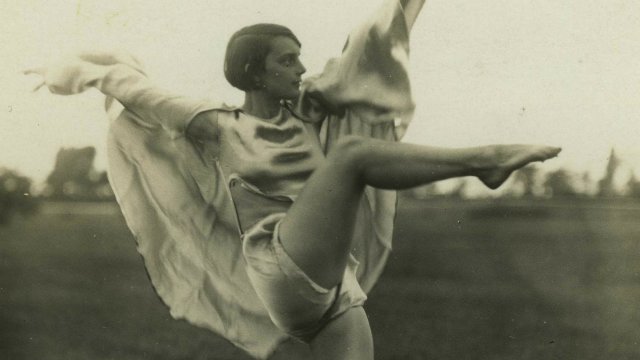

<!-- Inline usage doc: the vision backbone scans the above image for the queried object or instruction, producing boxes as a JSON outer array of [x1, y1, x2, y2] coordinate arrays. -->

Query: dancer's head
[[224, 24, 306, 99]]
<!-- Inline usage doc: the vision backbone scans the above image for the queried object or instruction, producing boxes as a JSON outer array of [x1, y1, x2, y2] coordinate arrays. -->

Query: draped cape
[[35, 0, 424, 357]]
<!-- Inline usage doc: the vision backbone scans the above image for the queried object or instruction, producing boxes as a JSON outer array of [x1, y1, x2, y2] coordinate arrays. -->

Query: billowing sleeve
[[298, 0, 425, 140], [33, 50, 290, 359], [297, 0, 426, 293], [33, 49, 214, 138]]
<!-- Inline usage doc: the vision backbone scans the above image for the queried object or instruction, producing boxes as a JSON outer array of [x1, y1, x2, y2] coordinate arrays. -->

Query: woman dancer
[[27, 0, 560, 358]]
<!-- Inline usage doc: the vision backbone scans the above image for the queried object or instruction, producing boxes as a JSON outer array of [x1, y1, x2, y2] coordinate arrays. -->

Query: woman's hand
[[23, 57, 112, 95], [22, 67, 47, 92]]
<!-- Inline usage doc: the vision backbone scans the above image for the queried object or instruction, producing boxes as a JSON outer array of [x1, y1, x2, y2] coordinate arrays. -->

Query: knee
[[327, 135, 369, 167], [310, 307, 373, 359]]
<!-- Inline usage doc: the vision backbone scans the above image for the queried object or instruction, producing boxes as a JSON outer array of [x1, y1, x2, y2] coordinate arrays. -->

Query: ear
[[252, 74, 266, 90]]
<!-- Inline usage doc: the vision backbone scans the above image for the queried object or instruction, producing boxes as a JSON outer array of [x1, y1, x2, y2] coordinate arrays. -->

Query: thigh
[[278, 153, 365, 289]]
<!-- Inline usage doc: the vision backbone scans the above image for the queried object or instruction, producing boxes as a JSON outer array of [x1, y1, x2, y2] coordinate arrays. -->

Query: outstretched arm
[[25, 50, 217, 140]]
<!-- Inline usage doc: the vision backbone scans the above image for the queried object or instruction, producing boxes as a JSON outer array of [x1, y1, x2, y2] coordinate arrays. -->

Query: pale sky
[[2, 0, 640, 184]]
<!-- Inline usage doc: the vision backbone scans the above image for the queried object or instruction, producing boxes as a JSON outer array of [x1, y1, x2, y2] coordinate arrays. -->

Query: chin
[[282, 90, 301, 101]]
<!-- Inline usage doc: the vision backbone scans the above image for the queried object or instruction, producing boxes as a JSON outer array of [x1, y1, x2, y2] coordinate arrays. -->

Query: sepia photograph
[[2, 0, 639, 359]]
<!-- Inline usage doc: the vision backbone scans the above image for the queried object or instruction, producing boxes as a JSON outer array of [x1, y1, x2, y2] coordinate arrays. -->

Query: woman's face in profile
[[259, 36, 307, 100]]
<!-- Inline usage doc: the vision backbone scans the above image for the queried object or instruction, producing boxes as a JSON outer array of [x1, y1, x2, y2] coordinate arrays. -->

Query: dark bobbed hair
[[224, 23, 301, 91]]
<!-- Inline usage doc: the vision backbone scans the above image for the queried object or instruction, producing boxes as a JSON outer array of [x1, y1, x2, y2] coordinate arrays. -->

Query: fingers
[[23, 67, 47, 92], [22, 67, 46, 76], [31, 81, 46, 92]]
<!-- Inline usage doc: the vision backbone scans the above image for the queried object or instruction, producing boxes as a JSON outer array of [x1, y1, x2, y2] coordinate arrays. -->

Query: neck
[[242, 91, 282, 119]]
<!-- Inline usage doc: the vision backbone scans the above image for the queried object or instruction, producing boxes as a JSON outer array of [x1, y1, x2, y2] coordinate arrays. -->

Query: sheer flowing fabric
[[34, 0, 424, 357]]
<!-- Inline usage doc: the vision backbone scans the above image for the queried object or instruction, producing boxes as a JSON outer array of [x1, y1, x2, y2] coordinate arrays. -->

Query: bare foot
[[477, 145, 561, 189]]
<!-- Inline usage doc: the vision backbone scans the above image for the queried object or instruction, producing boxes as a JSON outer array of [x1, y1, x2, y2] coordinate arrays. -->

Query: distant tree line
[[2, 145, 638, 224], [0, 146, 116, 225], [37, 147, 640, 201], [0, 168, 39, 224], [43, 146, 114, 201]]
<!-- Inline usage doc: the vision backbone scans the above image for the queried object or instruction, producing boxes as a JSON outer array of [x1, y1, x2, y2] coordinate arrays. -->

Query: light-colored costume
[[35, 0, 424, 358]]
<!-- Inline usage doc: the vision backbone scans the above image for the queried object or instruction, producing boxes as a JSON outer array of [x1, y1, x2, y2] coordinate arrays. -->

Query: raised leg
[[278, 136, 560, 289]]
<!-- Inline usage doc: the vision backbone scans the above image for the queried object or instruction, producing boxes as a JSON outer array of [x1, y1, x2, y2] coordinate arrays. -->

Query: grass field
[[1, 198, 639, 359]]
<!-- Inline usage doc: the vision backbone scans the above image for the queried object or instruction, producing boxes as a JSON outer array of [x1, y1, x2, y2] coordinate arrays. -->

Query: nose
[[296, 59, 306, 76]]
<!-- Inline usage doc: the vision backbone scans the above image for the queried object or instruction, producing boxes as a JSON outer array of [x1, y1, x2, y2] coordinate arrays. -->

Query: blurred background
[[2, 0, 640, 359]]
